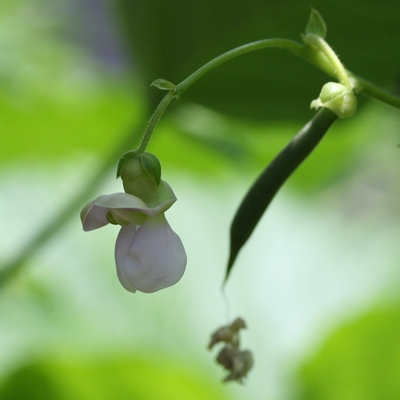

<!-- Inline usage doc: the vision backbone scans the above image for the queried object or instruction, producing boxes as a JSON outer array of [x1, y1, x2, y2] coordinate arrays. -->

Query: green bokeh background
[[1, 1, 400, 399]]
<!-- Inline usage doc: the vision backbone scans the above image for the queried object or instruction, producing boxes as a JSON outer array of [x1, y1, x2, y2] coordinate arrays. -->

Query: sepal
[[116, 150, 137, 179], [305, 9, 327, 39], [140, 152, 162, 185]]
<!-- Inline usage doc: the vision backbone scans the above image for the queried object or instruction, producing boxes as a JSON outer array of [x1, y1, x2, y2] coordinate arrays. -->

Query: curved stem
[[353, 74, 400, 109], [138, 39, 318, 152], [303, 34, 351, 88], [177, 39, 309, 95], [135, 35, 400, 161], [137, 90, 175, 153]]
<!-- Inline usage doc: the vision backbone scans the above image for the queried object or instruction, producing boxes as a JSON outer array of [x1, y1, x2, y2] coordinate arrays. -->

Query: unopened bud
[[311, 82, 357, 118], [117, 152, 162, 204]]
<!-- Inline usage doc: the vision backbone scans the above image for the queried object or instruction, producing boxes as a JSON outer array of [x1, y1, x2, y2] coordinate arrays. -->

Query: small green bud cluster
[[311, 82, 357, 118]]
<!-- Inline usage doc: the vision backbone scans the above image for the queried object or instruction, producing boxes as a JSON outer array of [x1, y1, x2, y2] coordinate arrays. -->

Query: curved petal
[[115, 214, 187, 293], [80, 199, 110, 231], [81, 189, 177, 231], [81, 193, 145, 231]]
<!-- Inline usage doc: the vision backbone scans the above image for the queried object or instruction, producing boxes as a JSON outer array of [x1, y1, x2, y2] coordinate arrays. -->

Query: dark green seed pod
[[226, 108, 337, 281]]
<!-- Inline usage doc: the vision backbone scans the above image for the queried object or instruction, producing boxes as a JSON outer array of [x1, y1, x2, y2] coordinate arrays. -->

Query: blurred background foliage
[[298, 303, 400, 400], [1, 0, 400, 399], [0, 357, 232, 400]]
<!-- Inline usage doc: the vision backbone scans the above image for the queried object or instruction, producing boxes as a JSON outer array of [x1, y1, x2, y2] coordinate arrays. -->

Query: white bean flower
[[80, 152, 186, 293]]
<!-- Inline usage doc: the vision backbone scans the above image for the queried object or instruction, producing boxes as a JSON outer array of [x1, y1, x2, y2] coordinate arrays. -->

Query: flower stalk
[[303, 34, 352, 89], [136, 90, 176, 154]]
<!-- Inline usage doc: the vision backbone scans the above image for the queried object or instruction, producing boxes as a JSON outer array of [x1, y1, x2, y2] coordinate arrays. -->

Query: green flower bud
[[117, 151, 163, 204], [311, 82, 357, 118]]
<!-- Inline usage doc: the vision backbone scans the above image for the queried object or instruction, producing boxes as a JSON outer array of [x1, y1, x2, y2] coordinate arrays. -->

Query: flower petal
[[80, 199, 110, 231], [115, 214, 187, 293], [114, 225, 138, 293], [81, 189, 177, 231]]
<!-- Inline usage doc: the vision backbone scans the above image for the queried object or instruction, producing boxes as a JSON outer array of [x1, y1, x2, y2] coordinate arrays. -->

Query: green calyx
[[117, 151, 163, 201], [117, 151, 161, 185], [311, 82, 357, 118], [140, 152, 162, 185]]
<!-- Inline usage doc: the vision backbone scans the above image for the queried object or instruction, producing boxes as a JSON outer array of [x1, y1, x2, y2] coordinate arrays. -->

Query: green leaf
[[305, 9, 327, 38], [297, 303, 400, 400], [151, 79, 176, 91], [0, 356, 234, 400]]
